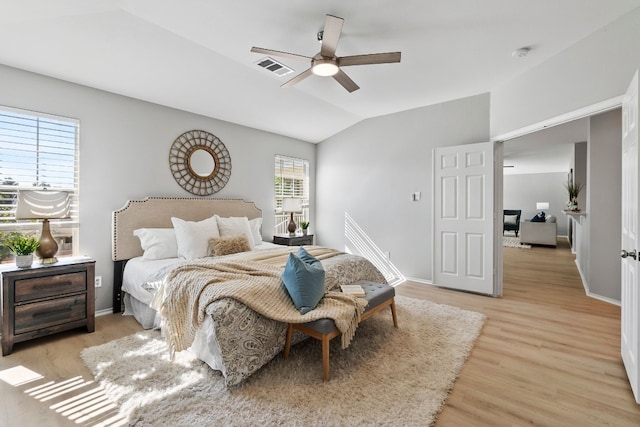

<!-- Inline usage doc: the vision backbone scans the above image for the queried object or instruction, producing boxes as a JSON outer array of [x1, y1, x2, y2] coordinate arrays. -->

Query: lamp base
[[287, 212, 297, 236], [36, 219, 59, 261]]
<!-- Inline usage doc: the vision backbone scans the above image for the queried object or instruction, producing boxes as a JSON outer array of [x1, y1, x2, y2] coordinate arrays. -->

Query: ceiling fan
[[251, 14, 401, 93]]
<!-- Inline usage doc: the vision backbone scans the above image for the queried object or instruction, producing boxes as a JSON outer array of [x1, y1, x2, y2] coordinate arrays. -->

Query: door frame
[[493, 96, 623, 142]]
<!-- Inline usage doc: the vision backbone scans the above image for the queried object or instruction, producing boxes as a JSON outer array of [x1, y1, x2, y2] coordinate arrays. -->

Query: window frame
[[0, 105, 80, 261], [274, 154, 309, 235]]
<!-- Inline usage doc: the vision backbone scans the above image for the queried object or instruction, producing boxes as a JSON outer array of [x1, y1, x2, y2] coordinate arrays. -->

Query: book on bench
[[340, 284, 366, 297]]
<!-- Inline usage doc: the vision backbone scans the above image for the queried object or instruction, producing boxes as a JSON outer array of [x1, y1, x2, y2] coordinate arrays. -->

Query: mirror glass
[[190, 149, 216, 177]]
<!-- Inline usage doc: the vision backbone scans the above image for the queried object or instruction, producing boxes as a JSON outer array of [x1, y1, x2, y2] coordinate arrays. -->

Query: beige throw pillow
[[214, 215, 255, 250], [209, 234, 252, 256]]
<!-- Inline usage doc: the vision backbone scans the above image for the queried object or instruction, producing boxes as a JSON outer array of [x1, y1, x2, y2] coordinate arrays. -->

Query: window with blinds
[[0, 106, 79, 262], [274, 155, 309, 234]]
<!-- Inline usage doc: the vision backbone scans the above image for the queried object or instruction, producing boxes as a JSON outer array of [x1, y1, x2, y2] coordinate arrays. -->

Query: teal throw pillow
[[281, 248, 325, 314]]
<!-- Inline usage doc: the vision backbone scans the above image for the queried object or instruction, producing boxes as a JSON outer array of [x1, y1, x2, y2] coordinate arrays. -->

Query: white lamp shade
[[311, 60, 339, 76], [15, 190, 71, 219], [281, 197, 303, 213], [536, 202, 550, 210]]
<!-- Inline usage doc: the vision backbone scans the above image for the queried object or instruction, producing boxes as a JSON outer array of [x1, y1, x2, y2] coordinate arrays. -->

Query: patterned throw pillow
[[208, 234, 252, 256]]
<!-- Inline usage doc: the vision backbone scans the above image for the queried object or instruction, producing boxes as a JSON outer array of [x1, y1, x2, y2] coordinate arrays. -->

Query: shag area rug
[[503, 236, 531, 248], [81, 296, 485, 426]]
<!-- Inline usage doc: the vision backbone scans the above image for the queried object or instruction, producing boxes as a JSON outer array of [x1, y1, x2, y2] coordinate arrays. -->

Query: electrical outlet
[[95, 276, 102, 288], [384, 251, 390, 260]]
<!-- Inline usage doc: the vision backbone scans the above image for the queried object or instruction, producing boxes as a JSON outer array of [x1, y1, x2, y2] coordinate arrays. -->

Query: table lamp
[[15, 190, 71, 264], [282, 198, 303, 236], [536, 202, 549, 216]]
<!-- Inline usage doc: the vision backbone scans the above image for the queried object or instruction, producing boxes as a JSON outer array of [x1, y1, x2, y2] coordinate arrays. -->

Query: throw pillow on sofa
[[530, 212, 546, 222]]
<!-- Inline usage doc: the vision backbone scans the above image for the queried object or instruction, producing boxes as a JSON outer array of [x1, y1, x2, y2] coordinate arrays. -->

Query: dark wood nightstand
[[273, 234, 314, 246], [1, 257, 95, 356]]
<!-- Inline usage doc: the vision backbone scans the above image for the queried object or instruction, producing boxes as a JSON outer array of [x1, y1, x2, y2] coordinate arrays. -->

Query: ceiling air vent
[[255, 57, 294, 77]]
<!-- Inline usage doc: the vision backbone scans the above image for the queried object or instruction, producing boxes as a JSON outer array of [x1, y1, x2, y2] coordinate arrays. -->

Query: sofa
[[520, 216, 557, 247]]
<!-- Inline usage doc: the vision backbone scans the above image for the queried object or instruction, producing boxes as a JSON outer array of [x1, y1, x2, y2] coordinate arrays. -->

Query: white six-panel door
[[621, 70, 640, 404], [434, 141, 496, 295]]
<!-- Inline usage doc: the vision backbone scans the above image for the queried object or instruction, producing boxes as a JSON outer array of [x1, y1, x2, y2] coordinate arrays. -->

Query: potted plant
[[564, 181, 584, 211], [3, 232, 40, 268], [300, 221, 310, 235]]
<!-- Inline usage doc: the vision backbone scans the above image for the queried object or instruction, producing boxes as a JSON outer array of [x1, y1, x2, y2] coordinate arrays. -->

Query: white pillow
[[133, 228, 178, 260], [249, 217, 263, 246], [171, 216, 220, 260], [214, 215, 255, 250], [504, 214, 518, 225]]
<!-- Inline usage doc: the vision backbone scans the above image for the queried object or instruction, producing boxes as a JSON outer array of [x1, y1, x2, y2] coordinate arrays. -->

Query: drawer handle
[[33, 307, 73, 318], [34, 281, 72, 288]]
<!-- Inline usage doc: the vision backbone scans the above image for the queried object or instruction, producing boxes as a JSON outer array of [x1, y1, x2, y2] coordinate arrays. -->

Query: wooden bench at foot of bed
[[283, 281, 398, 381]]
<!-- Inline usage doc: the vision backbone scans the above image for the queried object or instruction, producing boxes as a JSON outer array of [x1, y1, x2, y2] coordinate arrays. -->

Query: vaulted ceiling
[[1, 1, 639, 142]]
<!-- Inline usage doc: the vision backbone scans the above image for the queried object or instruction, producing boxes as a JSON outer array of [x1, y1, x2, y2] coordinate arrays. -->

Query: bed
[[112, 197, 387, 386]]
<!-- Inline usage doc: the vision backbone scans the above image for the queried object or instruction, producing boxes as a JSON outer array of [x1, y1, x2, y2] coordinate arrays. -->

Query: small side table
[[273, 234, 314, 246], [1, 257, 95, 356]]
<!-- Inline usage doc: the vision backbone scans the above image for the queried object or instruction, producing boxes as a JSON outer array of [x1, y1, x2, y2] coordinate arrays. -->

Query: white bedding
[[122, 241, 282, 328], [121, 240, 387, 386]]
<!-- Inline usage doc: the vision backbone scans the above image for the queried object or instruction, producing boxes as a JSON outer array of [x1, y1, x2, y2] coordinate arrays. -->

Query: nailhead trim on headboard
[[111, 196, 262, 261]]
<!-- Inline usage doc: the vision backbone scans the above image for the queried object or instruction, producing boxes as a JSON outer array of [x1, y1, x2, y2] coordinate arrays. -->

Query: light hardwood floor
[[1, 238, 639, 426]]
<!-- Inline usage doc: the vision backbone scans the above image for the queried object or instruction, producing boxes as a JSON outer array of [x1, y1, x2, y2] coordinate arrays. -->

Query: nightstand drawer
[[273, 234, 314, 246], [14, 271, 87, 303], [14, 294, 87, 335]]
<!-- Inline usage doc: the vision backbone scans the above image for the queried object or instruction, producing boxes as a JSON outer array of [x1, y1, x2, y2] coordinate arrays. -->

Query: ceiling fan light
[[311, 59, 339, 76]]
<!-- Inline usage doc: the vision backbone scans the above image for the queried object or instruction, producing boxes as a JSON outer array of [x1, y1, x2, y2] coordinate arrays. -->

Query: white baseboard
[[574, 260, 621, 306], [96, 308, 115, 317], [403, 276, 433, 285], [585, 291, 621, 306]]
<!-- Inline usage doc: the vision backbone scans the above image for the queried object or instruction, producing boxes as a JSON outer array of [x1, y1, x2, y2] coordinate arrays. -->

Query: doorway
[[497, 107, 623, 304]]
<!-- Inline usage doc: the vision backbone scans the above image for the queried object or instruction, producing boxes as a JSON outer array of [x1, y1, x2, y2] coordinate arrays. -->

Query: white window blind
[[0, 106, 79, 261], [274, 155, 309, 233]]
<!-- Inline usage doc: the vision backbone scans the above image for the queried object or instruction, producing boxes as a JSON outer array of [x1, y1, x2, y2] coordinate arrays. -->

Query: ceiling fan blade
[[250, 47, 311, 62], [333, 69, 360, 92], [281, 68, 314, 88], [320, 15, 344, 58], [339, 52, 402, 66]]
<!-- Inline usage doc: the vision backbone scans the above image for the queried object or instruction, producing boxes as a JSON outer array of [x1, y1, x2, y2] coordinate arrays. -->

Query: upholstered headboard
[[111, 196, 262, 312]]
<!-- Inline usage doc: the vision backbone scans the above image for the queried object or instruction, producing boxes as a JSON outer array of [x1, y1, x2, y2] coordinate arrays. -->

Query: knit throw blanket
[[151, 247, 368, 357]]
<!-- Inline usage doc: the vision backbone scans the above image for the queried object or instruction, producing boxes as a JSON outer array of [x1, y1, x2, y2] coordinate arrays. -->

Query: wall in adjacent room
[[0, 64, 315, 312], [316, 93, 490, 282], [503, 172, 568, 236], [586, 108, 622, 302]]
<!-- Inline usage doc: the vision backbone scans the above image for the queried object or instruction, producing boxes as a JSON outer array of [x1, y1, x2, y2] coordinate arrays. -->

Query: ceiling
[[1, 1, 640, 143], [503, 118, 588, 175]]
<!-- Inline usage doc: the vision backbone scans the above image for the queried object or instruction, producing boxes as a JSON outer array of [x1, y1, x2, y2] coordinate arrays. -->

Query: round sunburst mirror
[[169, 130, 232, 196]]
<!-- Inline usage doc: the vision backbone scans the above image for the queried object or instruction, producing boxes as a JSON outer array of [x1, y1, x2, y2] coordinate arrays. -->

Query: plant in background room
[[300, 221, 310, 235], [3, 232, 40, 268], [564, 180, 584, 211]]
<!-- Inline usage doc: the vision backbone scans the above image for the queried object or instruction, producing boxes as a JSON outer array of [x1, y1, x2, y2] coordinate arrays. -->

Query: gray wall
[[503, 172, 568, 236], [574, 142, 588, 210], [586, 109, 622, 301], [0, 64, 316, 312], [316, 93, 490, 282]]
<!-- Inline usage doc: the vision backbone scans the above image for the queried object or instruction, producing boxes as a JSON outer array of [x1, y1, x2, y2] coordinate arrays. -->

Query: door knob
[[621, 249, 637, 260]]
